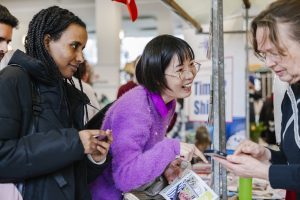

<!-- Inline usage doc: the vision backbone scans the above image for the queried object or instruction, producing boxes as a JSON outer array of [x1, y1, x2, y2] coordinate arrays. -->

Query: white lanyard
[[283, 86, 300, 149]]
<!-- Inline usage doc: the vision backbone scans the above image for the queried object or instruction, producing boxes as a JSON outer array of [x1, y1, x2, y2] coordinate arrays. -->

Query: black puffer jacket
[[0, 50, 107, 200]]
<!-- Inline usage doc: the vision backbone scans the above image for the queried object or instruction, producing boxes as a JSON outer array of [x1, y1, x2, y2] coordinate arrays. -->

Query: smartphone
[[204, 150, 227, 159], [95, 135, 108, 142]]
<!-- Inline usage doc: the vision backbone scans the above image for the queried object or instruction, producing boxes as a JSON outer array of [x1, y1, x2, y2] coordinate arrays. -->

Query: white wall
[[223, 17, 246, 117]]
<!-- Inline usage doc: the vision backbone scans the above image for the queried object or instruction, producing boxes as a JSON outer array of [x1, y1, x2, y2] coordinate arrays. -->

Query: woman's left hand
[[163, 159, 188, 184], [213, 154, 270, 180]]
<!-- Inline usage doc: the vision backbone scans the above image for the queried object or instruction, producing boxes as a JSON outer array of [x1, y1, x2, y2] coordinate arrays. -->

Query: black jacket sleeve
[[86, 153, 112, 183], [269, 147, 300, 191], [270, 148, 287, 164]]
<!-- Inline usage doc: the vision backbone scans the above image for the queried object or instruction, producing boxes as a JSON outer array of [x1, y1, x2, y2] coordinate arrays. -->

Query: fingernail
[[227, 155, 234, 161]]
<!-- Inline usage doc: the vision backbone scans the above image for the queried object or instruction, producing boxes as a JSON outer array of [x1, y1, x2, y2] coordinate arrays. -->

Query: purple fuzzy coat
[[90, 86, 180, 200]]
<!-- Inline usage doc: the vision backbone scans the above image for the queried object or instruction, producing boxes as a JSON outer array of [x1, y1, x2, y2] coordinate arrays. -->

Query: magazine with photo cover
[[159, 170, 218, 200]]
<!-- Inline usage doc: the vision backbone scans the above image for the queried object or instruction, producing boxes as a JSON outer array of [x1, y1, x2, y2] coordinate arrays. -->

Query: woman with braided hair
[[0, 6, 112, 200]]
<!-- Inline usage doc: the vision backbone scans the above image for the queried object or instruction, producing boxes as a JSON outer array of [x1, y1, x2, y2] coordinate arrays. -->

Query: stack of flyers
[[159, 170, 218, 200]]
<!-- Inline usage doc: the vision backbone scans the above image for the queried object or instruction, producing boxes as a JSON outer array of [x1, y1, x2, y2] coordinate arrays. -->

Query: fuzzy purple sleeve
[[107, 104, 180, 192]]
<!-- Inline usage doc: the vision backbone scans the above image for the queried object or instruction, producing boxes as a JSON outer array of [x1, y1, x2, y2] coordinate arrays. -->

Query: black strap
[[84, 101, 114, 129], [30, 80, 41, 132]]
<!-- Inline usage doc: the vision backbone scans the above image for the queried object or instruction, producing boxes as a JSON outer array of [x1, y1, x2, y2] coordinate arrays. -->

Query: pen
[[173, 184, 180, 200]]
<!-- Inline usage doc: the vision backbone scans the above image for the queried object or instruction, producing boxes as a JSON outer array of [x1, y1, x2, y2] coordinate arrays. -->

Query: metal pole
[[245, 1, 250, 139], [211, 0, 226, 199]]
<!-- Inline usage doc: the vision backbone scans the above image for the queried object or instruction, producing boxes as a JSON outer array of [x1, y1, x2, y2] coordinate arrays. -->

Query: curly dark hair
[[25, 6, 86, 78], [0, 4, 18, 28]]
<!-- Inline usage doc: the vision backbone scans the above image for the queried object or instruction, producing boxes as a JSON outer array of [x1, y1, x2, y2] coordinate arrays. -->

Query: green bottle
[[238, 177, 252, 200]]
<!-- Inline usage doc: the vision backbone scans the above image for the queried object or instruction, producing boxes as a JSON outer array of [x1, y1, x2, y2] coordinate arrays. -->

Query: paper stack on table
[[159, 170, 218, 200]]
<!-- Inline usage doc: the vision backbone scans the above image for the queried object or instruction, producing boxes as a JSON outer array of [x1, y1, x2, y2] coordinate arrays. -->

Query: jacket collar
[[145, 87, 175, 118], [8, 49, 57, 85]]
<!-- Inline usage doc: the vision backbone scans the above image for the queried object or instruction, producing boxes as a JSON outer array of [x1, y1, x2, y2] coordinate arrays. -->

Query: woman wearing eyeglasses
[[215, 0, 300, 199], [89, 34, 207, 200]]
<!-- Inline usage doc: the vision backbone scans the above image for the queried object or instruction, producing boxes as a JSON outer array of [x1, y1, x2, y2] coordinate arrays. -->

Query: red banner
[[112, 0, 138, 22]]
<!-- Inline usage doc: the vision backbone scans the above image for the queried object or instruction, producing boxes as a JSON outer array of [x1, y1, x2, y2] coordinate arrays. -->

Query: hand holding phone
[[95, 135, 108, 142], [204, 150, 227, 159], [94, 129, 112, 142]]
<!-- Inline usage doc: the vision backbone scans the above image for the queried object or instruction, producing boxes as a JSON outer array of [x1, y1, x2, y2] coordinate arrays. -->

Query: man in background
[[0, 6, 19, 200], [0, 4, 18, 67]]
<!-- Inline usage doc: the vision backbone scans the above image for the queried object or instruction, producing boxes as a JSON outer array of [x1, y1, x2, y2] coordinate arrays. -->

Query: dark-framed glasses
[[165, 61, 201, 81], [257, 51, 282, 63]]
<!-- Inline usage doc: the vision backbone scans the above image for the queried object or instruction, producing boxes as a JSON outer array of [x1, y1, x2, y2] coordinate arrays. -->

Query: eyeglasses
[[257, 51, 282, 63], [165, 61, 201, 81]]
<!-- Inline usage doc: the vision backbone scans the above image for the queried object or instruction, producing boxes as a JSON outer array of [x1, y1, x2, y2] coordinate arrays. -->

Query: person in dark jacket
[[214, 0, 300, 199], [0, 6, 112, 200], [259, 94, 276, 144]]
